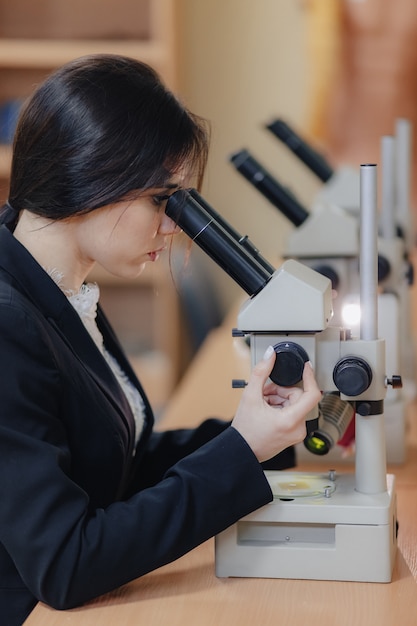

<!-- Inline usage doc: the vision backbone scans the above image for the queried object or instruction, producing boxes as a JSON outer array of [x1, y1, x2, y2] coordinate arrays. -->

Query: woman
[[0, 54, 321, 625]]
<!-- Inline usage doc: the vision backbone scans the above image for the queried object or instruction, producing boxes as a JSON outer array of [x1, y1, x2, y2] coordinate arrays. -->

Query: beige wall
[[176, 0, 322, 310]]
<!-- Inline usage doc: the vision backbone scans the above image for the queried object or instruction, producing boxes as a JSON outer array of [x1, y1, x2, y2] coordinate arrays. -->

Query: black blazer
[[0, 225, 294, 625]]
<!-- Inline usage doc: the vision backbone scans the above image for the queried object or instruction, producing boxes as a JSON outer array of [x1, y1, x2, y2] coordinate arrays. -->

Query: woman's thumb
[[250, 345, 276, 387]]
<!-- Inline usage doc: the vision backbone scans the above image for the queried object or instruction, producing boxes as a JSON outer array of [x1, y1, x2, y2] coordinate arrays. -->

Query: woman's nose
[[159, 213, 182, 235]]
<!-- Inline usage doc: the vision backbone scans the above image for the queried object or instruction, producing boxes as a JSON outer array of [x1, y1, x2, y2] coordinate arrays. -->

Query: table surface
[[24, 313, 417, 626]]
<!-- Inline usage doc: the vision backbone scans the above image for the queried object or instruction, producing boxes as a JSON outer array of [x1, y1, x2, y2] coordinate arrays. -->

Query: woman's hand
[[231, 345, 322, 463]]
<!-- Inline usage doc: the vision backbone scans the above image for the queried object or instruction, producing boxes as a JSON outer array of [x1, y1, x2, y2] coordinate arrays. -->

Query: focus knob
[[387, 375, 402, 389], [377, 254, 391, 283], [333, 357, 373, 396], [311, 265, 340, 291], [270, 341, 309, 386]]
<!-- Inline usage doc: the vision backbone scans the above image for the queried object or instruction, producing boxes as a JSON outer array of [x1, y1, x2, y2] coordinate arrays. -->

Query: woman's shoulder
[[0, 268, 60, 356]]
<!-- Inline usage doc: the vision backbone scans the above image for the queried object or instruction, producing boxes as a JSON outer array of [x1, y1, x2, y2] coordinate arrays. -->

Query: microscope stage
[[215, 471, 397, 583]]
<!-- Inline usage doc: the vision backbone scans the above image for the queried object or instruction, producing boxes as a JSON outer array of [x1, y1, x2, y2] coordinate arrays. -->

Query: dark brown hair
[[1, 54, 209, 223]]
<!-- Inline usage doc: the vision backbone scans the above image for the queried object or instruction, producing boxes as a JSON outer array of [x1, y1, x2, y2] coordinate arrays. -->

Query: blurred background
[[1, 0, 416, 411]]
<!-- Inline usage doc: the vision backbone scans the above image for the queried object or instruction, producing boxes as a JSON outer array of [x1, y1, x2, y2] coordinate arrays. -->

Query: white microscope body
[[269, 117, 415, 403], [232, 118, 415, 463], [286, 124, 413, 464], [284, 193, 406, 464], [215, 166, 398, 583], [165, 171, 398, 584]]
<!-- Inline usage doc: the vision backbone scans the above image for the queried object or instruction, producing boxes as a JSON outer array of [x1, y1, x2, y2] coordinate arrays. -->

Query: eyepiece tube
[[166, 189, 273, 296], [187, 188, 275, 275], [266, 119, 334, 183], [230, 149, 309, 227]]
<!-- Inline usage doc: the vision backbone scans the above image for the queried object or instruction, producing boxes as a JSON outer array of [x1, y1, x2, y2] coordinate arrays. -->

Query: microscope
[[229, 136, 410, 463], [266, 116, 415, 246], [266, 117, 360, 215], [267, 117, 415, 395], [229, 148, 358, 328], [166, 164, 398, 582]]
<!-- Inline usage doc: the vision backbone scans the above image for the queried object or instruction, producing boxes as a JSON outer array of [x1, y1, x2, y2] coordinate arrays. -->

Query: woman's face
[[74, 182, 182, 280]]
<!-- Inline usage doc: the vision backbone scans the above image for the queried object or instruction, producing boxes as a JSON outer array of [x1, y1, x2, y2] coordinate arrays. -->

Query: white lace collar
[[45, 268, 103, 350], [67, 283, 103, 351], [44, 267, 146, 446]]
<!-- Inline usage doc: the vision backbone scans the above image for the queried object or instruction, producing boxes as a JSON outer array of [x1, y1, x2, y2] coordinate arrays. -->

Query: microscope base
[[215, 471, 397, 583]]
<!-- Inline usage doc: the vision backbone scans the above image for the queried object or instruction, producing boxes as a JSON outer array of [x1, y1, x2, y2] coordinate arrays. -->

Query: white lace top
[[48, 270, 146, 448]]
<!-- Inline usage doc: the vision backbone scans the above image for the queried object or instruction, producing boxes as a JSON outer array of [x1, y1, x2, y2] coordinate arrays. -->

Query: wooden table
[[24, 321, 417, 625]]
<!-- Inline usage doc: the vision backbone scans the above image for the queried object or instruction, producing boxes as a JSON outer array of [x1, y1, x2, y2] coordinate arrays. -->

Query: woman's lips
[[148, 247, 166, 262]]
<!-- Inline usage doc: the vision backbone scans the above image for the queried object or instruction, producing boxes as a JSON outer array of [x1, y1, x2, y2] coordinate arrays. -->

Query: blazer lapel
[[0, 226, 139, 449], [48, 306, 138, 445]]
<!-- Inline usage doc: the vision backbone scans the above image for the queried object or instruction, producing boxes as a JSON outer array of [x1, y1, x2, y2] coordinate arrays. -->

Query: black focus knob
[[387, 375, 402, 389], [333, 357, 373, 396], [405, 260, 414, 286], [377, 254, 391, 283], [270, 341, 309, 386], [311, 265, 340, 291]]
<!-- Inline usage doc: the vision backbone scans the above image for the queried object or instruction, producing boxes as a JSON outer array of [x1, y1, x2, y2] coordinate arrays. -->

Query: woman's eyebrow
[[153, 183, 182, 197]]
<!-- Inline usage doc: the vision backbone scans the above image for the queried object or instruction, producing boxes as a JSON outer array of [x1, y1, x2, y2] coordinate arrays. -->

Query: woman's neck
[[13, 209, 94, 293]]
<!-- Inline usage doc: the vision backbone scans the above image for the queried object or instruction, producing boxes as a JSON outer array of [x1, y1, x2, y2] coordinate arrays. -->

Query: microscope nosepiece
[[304, 394, 355, 455]]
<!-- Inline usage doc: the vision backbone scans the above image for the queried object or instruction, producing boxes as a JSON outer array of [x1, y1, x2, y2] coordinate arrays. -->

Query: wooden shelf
[[0, 0, 177, 88], [0, 39, 171, 76], [0, 144, 11, 178]]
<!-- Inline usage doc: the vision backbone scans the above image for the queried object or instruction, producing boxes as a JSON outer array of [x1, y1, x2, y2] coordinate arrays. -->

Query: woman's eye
[[152, 194, 171, 207]]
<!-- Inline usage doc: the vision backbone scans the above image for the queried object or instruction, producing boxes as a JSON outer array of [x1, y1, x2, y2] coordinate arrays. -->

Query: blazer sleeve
[[0, 301, 273, 611], [128, 418, 231, 491]]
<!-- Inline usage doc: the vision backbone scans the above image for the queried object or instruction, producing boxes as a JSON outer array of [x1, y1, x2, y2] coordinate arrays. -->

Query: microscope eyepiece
[[186, 188, 275, 275], [165, 188, 273, 297], [265, 118, 334, 183], [229, 149, 309, 227]]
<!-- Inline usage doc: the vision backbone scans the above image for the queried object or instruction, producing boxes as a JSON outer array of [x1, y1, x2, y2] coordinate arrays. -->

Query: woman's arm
[[0, 301, 272, 611]]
